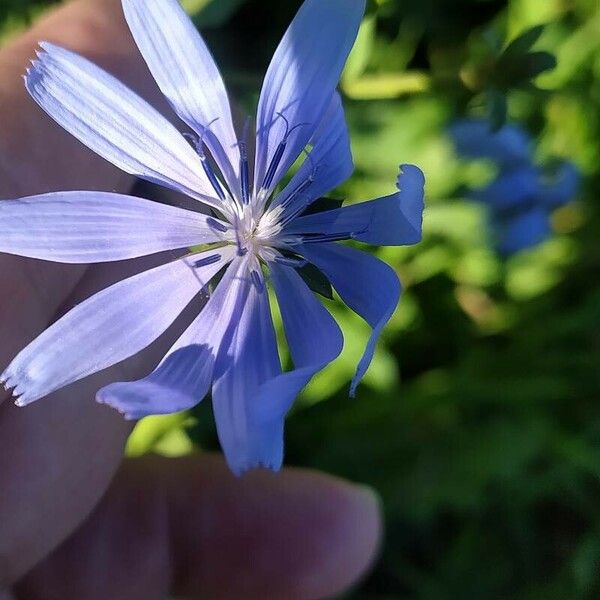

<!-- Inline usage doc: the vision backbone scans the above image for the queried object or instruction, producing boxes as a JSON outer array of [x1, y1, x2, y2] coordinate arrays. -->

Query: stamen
[[251, 270, 265, 292], [184, 119, 227, 201], [280, 150, 319, 212], [261, 140, 286, 191], [201, 158, 226, 201], [280, 178, 314, 212], [201, 162, 226, 201], [233, 215, 248, 256], [274, 255, 308, 268], [301, 232, 356, 243], [194, 253, 222, 268], [239, 117, 251, 204], [206, 217, 229, 233], [261, 113, 309, 192], [277, 162, 321, 227]]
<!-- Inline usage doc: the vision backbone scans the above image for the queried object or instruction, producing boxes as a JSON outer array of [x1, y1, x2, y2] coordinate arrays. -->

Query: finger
[[0, 0, 172, 586], [0, 252, 197, 587], [14, 455, 382, 600]]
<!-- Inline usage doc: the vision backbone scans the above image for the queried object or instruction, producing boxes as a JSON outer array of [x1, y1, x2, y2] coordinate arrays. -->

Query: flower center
[[188, 114, 322, 260]]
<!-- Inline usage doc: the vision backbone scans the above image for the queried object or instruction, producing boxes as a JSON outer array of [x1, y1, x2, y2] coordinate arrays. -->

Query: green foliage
[[0, 0, 58, 41], [297, 262, 334, 300], [5, 0, 600, 597]]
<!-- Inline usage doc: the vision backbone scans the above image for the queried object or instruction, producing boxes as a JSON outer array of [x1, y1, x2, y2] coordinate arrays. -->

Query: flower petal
[[271, 93, 353, 217], [474, 167, 539, 210], [26, 42, 222, 209], [493, 207, 550, 255], [2, 248, 233, 406], [251, 262, 343, 425], [122, 0, 240, 194], [211, 264, 284, 475], [287, 164, 425, 245], [301, 243, 401, 396], [98, 345, 214, 420], [254, 0, 365, 193], [97, 254, 247, 419], [542, 161, 580, 208], [449, 119, 531, 167], [0, 191, 223, 263]]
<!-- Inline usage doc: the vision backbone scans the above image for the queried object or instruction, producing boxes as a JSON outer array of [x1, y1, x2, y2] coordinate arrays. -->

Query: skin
[[0, 1, 382, 598]]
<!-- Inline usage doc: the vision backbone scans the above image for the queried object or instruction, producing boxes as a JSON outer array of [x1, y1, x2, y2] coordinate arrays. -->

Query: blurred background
[[3, 0, 600, 597]]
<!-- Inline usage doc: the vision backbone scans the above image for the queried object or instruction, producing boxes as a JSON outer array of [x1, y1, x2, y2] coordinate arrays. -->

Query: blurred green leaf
[[343, 71, 430, 100], [185, 0, 245, 27], [503, 24, 545, 57], [572, 532, 600, 593], [126, 414, 193, 457], [300, 197, 344, 216], [343, 14, 376, 84], [486, 88, 507, 130], [297, 263, 334, 300]]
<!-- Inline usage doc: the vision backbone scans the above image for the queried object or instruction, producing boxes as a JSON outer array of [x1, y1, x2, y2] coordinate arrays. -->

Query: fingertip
[[167, 456, 383, 599], [292, 476, 383, 599]]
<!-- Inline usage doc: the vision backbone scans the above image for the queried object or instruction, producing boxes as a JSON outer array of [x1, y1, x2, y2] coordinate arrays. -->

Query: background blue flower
[[450, 119, 581, 255]]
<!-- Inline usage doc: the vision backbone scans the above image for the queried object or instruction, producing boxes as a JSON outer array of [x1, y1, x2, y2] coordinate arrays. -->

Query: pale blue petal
[[271, 93, 353, 216], [474, 167, 539, 210], [287, 164, 424, 245], [254, 0, 365, 193], [301, 243, 401, 396], [494, 207, 550, 255], [122, 0, 240, 195], [26, 43, 223, 210], [449, 119, 531, 167], [212, 264, 284, 475], [251, 262, 343, 425], [97, 250, 242, 420], [542, 161, 581, 208], [97, 345, 214, 420], [2, 249, 232, 406], [0, 191, 223, 263]]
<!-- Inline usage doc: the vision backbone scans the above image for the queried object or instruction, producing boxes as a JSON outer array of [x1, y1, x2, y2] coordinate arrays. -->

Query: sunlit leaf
[[342, 72, 430, 100], [343, 14, 376, 83]]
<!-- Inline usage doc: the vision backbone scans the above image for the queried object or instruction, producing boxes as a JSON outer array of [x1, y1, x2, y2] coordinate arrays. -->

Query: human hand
[[0, 1, 381, 598]]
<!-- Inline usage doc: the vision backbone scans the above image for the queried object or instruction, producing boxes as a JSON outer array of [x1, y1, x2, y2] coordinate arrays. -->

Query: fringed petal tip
[[0, 374, 19, 405], [26, 40, 54, 71], [96, 384, 198, 422], [12, 391, 35, 408], [234, 459, 283, 478], [14, 388, 43, 407], [23, 63, 47, 103], [1, 369, 35, 407], [24, 60, 40, 84], [25, 38, 223, 209], [95, 391, 138, 421]]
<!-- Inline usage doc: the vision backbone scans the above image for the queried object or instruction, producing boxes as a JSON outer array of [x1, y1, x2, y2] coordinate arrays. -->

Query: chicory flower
[[450, 119, 579, 255], [0, 0, 424, 474]]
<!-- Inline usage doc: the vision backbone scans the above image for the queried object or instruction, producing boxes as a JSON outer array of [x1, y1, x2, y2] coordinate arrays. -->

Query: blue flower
[[449, 119, 580, 255], [0, 0, 424, 474]]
